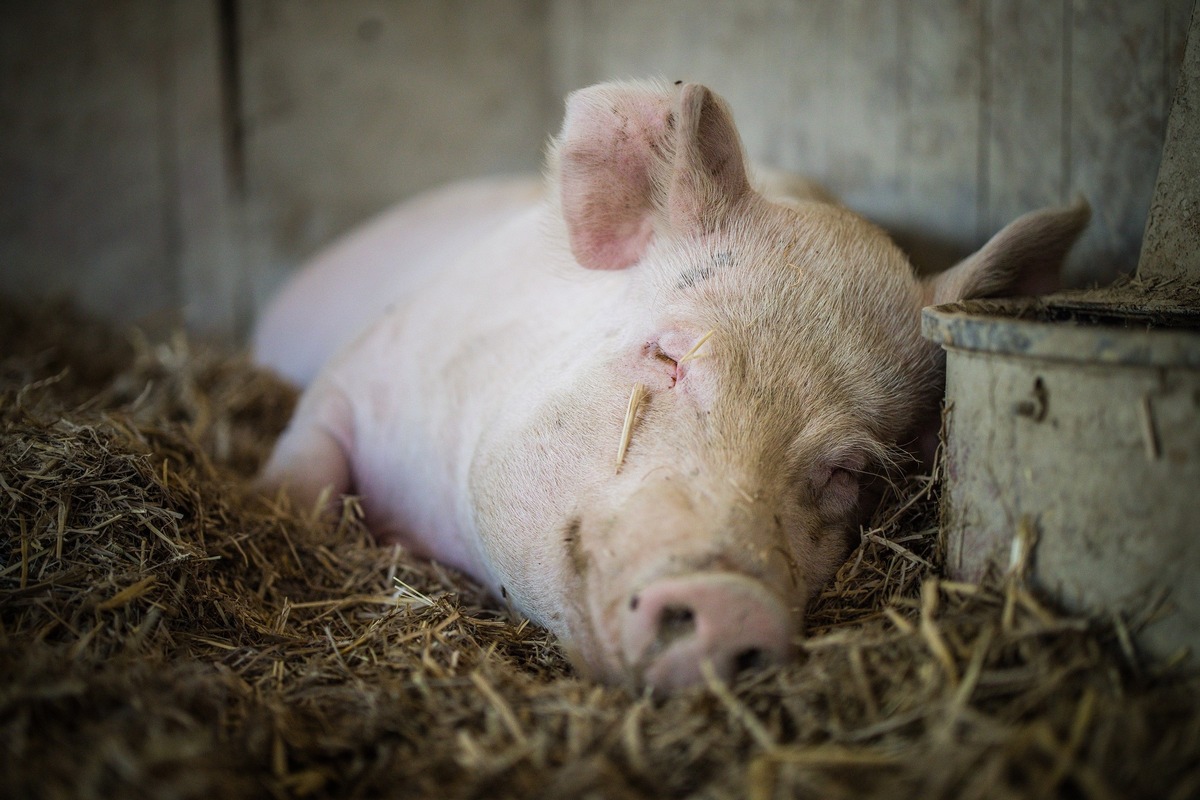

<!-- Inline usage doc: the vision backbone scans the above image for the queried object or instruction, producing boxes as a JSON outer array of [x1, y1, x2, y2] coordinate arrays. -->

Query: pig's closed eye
[[645, 343, 680, 387], [650, 344, 676, 367]]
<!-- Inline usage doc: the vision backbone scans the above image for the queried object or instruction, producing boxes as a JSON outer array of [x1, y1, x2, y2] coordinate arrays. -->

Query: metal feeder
[[922, 5, 1200, 664]]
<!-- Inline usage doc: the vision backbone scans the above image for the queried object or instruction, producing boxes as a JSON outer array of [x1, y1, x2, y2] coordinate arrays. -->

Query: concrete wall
[[1, 0, 1193, 339]]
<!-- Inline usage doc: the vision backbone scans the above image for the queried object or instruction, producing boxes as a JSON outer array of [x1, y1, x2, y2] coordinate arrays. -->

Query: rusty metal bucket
[[923, 294, 1200, 662], [922, 2, 1200, 664]]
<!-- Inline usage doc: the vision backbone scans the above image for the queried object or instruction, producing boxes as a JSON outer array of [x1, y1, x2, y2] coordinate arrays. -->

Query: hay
[[2, 298, 1198, 800], [616, 383, 648, 473], [677, 329, 715, 363]]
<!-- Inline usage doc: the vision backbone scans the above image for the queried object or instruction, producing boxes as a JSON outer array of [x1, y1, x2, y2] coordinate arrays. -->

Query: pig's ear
[[666, 83, 752, 233], [555, 81, 752, 271], [921, 198, 1091, 305], [556, 82, 675, 271]]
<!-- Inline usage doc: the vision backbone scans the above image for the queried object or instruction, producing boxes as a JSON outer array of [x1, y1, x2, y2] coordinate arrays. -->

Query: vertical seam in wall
[[1062, 0, 1072, 203], [1164, 3, 1170, 121], [217, 0, 246, 199], [216, 0, 251, 339], [978, 0, 992, 240], [157, 2, 183, 318], [897, 2, 910, 201]]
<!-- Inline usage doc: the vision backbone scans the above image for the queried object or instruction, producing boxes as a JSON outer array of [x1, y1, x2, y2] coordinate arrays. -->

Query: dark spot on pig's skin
[[630, 595, 639, 611], [500, 585, 507, 599], [675, 265, 715, 289], [563, 517, 587, 581], [674, 80, 682, 85]]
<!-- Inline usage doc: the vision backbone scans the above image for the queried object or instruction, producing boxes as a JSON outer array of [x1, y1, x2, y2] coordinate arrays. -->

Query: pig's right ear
[[921, 198, 1091, 305], [554, 82, 676, 271]]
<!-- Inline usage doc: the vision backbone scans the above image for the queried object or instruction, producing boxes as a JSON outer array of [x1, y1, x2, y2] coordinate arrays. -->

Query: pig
[[254, 80, 1089, 692]]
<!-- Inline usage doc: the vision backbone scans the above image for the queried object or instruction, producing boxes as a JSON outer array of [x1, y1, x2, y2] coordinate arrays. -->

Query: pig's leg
[[257, 381, 354, 515]]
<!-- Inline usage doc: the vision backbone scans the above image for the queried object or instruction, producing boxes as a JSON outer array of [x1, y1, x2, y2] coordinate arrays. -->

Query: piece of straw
[[616, 382, 648, 473], [678, 328, 716, 363]]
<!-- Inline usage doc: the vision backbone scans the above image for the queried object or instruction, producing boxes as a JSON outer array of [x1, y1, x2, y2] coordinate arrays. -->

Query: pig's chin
[[532, 556, 649, 687]]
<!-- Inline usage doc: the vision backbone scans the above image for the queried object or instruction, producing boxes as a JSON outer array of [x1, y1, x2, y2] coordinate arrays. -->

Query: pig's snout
[[622, 572, 795, 691]]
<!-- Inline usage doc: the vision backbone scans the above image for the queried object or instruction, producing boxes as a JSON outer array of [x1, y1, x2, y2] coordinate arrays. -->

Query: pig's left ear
[[921, 198, 1091, 305], [556, 81, 751, 271]]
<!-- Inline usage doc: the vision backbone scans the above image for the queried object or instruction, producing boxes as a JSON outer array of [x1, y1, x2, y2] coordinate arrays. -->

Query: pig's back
[[253, 177, 544, 386]]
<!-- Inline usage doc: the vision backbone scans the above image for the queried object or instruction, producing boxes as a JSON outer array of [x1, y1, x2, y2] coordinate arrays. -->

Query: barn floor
[[2, 299, 1198, 800]]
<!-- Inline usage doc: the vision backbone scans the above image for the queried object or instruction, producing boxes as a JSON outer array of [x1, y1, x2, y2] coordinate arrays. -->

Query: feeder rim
[[922, 298, 1200, 369]]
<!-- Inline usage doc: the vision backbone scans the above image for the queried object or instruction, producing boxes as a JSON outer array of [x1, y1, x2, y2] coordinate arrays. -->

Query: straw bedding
[[2, 299, 1198, 800]]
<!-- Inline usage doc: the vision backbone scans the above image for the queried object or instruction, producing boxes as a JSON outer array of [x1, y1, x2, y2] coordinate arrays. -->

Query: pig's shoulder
[[408, 175, 546, 218], [751, 167, 838, 207]]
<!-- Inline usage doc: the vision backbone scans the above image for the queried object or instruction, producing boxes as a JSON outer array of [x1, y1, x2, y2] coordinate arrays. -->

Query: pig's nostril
[[733, 647, 769, 676], [658, 604, 696, 642], [625, 573, 794, 691]]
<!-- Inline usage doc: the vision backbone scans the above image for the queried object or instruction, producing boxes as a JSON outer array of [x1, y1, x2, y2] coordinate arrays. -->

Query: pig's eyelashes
[[649, 344, 676, 366]]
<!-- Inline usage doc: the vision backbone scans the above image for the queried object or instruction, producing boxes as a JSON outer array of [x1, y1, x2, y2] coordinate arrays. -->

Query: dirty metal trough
[[921, 3, 1200, 664]]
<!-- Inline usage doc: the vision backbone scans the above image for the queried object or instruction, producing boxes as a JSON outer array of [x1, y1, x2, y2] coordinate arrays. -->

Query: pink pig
[[254, 80, 1088, 691]]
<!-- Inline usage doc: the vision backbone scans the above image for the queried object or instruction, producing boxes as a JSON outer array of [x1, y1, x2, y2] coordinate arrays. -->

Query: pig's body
[[256, 80, 1088, 691], [255, 177, 546, 387], [257, 177, 622, 579]]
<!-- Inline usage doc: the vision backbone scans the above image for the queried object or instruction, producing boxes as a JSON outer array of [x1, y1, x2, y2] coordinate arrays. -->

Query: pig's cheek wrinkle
[[816, 469, 860, 520]]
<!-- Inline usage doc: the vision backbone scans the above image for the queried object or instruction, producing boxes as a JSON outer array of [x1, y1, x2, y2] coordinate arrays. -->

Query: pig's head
[[470, 80, 1088, 692]]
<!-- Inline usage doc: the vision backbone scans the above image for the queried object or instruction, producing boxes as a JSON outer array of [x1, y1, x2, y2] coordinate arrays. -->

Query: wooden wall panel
[[549, 0, 798, 161], [551, 0, 1189, 287], [1070, 1, 1176, 280], [770, 1, 840, 182], [235, 0, 557, 313], [898, 0, 985, 272], [791, 1, 906, 231], [983, 1, 1068, 240], [0, 1, 177, 325], [551, 1, 913, 251], [169, 1, 244, 338], [0, 1, 1191, 334]]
